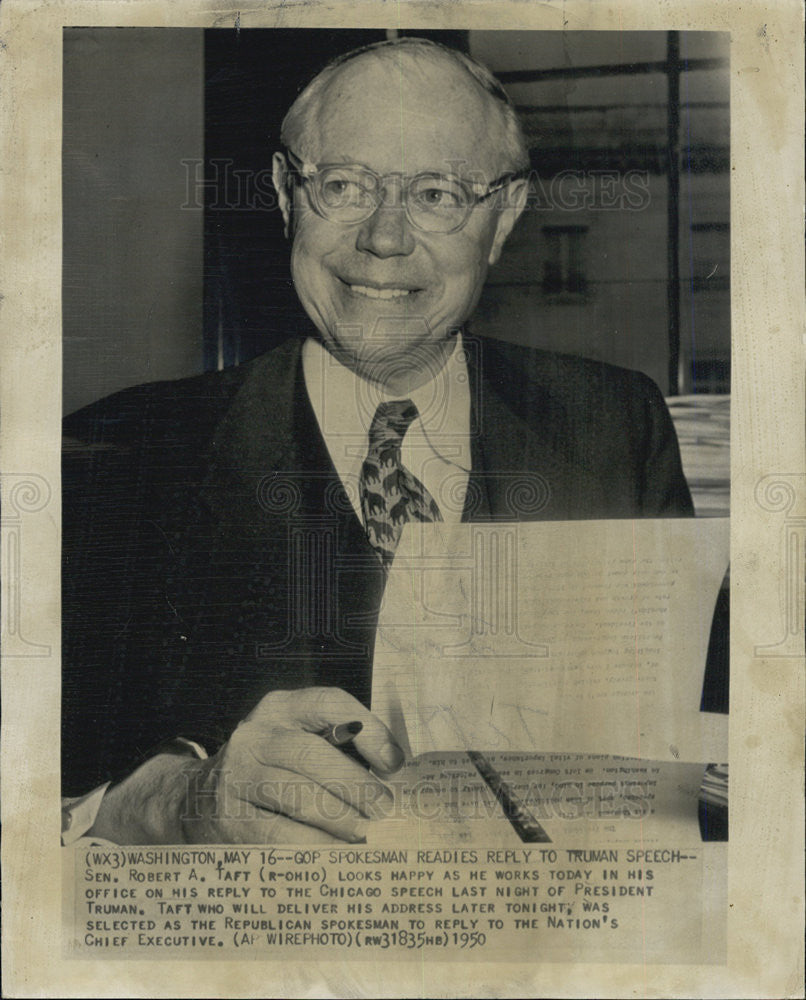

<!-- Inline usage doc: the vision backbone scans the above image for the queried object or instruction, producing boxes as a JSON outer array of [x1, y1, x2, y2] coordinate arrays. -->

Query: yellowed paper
[[1, 1, 803, 998]]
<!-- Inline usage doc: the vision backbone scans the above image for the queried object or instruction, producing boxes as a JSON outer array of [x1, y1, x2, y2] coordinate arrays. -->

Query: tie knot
[[367, 399, 419, 449]]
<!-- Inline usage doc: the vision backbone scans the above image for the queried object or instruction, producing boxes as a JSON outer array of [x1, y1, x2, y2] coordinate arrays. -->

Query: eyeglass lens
[[312, 166, 473, 233]]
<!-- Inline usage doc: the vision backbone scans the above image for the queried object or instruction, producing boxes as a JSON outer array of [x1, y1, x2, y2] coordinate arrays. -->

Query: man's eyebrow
[[293, 154, 492, 181]]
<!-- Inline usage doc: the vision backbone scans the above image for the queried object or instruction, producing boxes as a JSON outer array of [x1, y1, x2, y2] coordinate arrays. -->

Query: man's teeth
[[349, 284, 412, 300]]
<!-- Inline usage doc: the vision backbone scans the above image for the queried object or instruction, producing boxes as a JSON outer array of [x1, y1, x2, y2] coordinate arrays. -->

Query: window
[[541, 225, 589, 298]]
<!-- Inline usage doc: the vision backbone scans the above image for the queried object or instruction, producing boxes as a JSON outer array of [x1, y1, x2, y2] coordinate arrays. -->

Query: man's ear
[[488, 177, 529, 265], [272, 151, 293, 238]]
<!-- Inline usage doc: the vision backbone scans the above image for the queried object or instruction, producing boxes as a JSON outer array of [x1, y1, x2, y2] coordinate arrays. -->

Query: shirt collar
[[302, 334, 472, 479]]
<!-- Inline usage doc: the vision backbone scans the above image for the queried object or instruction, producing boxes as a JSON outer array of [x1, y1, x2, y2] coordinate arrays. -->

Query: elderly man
[[62, 38, 693, 844]]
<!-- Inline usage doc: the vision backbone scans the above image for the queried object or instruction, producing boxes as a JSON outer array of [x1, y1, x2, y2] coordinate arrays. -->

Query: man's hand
[[89, 688, 404, 845]]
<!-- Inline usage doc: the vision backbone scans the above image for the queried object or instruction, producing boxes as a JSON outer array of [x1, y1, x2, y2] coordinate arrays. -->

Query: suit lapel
[[465, 335, 574, 522], [198, 337, 303, 531]]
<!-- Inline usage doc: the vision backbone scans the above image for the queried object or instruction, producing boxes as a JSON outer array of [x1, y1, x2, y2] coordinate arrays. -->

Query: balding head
[[281, 38, 529, 178]]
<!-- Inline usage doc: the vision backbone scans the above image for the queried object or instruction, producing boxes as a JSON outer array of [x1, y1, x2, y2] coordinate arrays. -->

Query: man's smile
[[337, 277, 425, 301], [349, 285, 412, 300]]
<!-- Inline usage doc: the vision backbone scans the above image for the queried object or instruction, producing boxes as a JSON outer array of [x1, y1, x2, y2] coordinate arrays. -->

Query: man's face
[[274, 57, 526, 392]]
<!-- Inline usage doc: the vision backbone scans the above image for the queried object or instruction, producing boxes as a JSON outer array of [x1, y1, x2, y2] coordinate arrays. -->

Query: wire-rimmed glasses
[[284, 148, 525, 235]]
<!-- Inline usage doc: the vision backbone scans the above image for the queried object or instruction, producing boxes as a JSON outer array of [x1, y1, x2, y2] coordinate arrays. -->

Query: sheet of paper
[[372, 519, 729, 763], [368, 751, 707, 848]]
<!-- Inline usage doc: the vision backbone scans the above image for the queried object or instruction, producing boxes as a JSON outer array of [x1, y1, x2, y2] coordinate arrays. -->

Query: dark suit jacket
[[62, 333, 693, 794]]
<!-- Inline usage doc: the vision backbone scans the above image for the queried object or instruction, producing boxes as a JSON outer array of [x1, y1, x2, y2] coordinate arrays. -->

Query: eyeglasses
[[284, 148, 525, 235]]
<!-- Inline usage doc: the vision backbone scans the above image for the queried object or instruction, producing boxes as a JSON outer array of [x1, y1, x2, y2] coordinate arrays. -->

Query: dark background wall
[[63, 29, 204, 416], [62, 28, 729, 413]]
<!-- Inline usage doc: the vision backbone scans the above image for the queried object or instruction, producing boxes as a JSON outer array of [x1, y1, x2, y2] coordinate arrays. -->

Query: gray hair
[[280, 37, 530, 174]]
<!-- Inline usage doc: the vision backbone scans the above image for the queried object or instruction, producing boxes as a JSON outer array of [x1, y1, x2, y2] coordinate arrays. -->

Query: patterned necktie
[[360, 399, 443, 569]]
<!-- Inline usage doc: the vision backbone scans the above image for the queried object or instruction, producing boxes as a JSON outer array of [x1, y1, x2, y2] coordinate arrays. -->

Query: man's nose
[[355, 188, 416, 258]]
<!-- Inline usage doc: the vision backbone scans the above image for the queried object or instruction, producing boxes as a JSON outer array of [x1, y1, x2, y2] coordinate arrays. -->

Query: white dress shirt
[[302, 334, 472, 524]]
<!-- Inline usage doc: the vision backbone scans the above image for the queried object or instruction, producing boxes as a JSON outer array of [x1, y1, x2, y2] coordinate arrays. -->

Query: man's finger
[[250, 687, 405, 774], [244, 727, 394, 820], [244, 764, 370, 842]]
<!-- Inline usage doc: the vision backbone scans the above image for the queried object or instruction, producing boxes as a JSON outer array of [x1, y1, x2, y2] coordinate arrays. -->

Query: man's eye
[[320, 178, 361, 202], [418, 186, 461, 207], [411, 178, 468, 213]]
